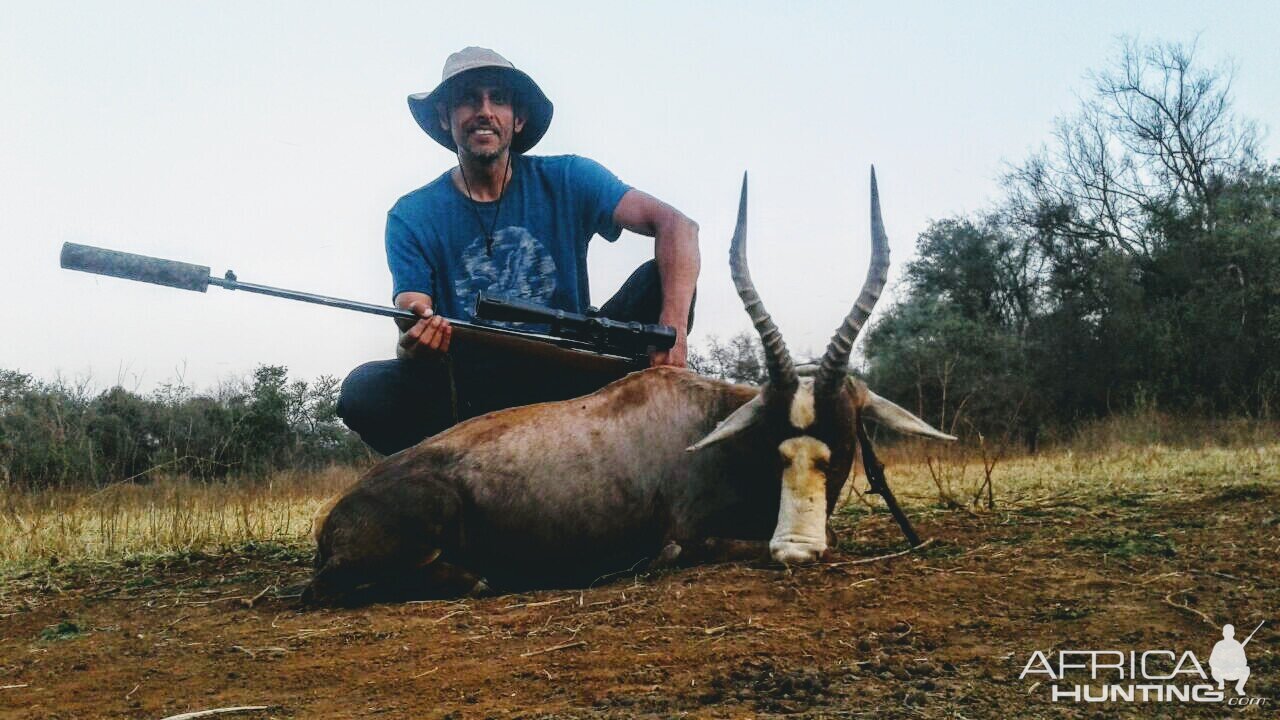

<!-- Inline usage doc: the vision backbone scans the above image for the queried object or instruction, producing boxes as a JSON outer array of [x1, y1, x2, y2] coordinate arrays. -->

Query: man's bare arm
[[394, 291, 452, 359], [612, 189, 700, 367]]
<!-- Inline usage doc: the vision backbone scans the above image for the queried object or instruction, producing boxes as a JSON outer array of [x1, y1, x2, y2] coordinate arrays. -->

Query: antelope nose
[[769, 541, 824, 565]]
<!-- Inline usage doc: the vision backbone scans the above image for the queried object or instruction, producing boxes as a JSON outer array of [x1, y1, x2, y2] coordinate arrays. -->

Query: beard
[[463, 145, 503, 163], [459, 131, 511, 165]]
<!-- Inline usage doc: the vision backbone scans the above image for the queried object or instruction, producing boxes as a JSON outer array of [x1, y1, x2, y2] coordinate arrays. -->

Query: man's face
[[439, 74, 525, 163]]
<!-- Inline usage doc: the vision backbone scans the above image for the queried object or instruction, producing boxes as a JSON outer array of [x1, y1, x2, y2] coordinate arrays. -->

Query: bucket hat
[[408, 47, 553, 154]]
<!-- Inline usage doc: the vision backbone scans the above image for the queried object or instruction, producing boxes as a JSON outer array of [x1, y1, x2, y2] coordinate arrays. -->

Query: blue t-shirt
[[386, 154, 632, 321]]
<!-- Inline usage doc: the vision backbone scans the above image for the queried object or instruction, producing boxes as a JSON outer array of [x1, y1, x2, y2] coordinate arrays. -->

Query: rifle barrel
[[208, 275, 418, 323], [1242, 620, 1265, 647]]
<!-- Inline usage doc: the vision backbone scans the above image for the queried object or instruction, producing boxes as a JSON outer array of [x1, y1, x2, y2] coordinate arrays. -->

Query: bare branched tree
[[1005, 38, 1260, 257], [1094, 38, 1260, 227]]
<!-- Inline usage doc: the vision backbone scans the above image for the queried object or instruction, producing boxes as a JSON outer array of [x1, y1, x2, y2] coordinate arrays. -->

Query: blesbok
[[304, 168, 953, 605]]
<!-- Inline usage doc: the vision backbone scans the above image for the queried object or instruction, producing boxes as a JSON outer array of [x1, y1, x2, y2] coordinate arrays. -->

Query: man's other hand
[[650, 327, 687, 368], [613, 190, 699, 371], [396, 292, 452, 358]]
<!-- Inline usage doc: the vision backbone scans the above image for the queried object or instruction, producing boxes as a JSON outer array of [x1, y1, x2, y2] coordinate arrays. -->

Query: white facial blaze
[[770, 436, 831, 564], [789, 377, 816, 430]]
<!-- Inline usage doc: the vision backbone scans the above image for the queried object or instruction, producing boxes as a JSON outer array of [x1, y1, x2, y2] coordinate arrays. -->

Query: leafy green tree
[[1140, 169, 1280, 412], [86, 386, 157, 480], [0, 372, 96, 486], [688, 332, 767, 384], [905, 216, 1043, 331], [0, 365, 369, 488]]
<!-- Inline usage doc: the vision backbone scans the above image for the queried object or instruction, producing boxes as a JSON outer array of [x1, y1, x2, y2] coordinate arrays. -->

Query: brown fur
[[305, 367, 939, 605], [304, 369, 780, 604]]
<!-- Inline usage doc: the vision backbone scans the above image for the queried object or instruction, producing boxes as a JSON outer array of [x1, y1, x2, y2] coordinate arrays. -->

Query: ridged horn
[[816, 166, 890, 395], [730, 172, 797, 391]]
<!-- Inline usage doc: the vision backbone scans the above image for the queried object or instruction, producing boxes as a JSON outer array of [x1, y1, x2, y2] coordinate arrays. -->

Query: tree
[[989, 38, 1276, 420], [87, 386, 157, 480], [1139, 167, 1280, 412], [1094, 39, 1259, 229], [688, 332, 766, 384], [1006, 38, 1260, 260], [904, 216, 1043, 332]]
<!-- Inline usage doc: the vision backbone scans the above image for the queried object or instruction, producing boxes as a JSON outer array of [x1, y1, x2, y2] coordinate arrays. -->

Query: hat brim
[[408, 67, 553, 154]]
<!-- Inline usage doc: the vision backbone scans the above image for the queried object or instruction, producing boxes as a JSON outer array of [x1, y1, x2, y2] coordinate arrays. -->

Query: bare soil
[[2, 486, 1277, 719]]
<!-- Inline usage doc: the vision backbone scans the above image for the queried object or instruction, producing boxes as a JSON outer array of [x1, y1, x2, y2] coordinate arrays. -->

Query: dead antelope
[[304, 168, 953, 604]]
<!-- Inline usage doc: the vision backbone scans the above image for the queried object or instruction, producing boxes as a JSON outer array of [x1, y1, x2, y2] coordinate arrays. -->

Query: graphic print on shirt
[[455, 226, 558, 324]]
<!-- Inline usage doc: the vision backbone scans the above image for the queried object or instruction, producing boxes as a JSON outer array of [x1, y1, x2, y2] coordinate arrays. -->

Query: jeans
[[337, 260, 693, 455]]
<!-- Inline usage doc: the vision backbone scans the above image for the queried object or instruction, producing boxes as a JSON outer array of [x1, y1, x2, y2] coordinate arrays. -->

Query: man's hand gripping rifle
[[59, 243, 675, 373]]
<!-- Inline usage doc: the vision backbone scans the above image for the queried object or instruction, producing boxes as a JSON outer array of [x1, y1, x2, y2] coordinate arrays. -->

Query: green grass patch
[[834, 503, 870, 521], [991, 532, 1032, 545], [917, 540, 965, 559], [1213, 482, 1272, 502], [840, 536, 962, 559], [1, 540, 313, 597], [1111, 489, 1152, 507], [124, 575, 158, 589], [837, 538, 904, 557], [1066, 532, 1177, 558], [238, 540, 314, 565], [1010, 506, 1074, 519], [1168, 515, 1208, 529], [38, 619, 84, 642]]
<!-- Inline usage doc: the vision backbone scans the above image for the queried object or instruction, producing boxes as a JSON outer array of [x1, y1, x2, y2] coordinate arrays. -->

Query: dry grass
[[0, 466, 357, 567], [863, 409, 1280, 513], [873, 441, 1278, 511]]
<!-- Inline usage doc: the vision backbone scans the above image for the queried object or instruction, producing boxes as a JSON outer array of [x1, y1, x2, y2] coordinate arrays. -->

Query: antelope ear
[[860, 385, 957, 441], [687, 394, 766, 452]]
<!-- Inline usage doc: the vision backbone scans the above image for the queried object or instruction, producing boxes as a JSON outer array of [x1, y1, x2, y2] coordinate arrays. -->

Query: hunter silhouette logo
[[1020, 619, 1270, 706], [1210, 622, 1263, 696]]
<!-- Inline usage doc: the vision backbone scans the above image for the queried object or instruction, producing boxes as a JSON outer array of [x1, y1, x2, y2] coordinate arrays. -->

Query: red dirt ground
[[2, 487, 1277, 719]]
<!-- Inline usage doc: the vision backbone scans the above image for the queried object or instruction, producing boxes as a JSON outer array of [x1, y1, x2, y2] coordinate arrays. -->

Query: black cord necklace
[[458, 150, 514, 256]]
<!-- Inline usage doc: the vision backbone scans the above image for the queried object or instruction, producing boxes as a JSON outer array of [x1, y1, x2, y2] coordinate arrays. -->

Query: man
[[1209, 624, 1251, 696], [338, 47, 700, 455]]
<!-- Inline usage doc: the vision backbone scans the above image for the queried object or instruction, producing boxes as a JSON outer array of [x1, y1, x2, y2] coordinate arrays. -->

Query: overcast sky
[[3, 1, 1278, 393]]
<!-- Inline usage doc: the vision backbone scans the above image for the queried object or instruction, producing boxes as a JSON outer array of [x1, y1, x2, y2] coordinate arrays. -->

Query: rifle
[[475, 292, 677, 360], [1242, 621, 1265, 647], [59, 243, 675, 374]]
